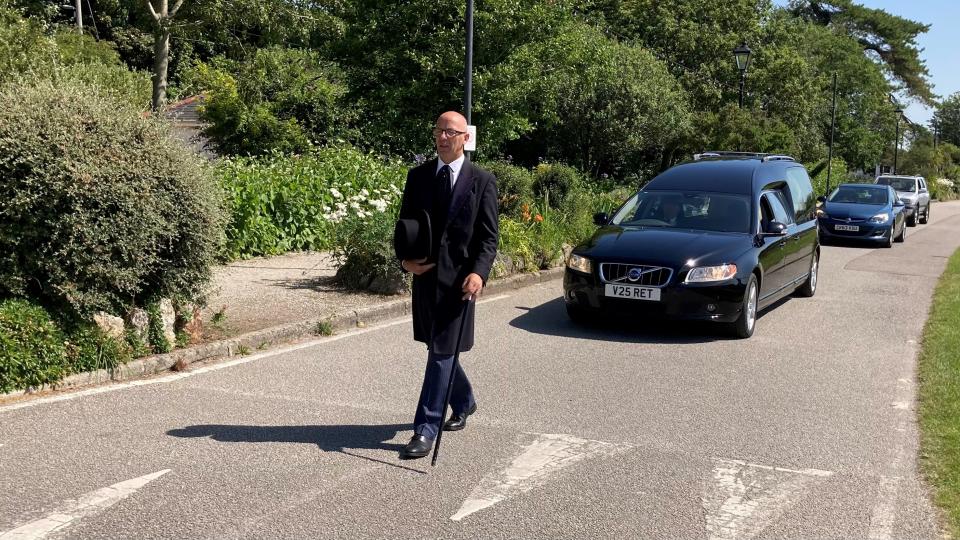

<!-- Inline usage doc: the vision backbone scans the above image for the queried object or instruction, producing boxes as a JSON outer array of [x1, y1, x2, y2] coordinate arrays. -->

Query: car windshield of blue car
[[611, 191, 752, 234], [876, 177, 916, 191], [828, 187, 889, 205]]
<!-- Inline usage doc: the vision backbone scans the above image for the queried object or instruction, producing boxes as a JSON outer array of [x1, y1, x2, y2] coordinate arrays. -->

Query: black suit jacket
[[395, 158, 499, 354]]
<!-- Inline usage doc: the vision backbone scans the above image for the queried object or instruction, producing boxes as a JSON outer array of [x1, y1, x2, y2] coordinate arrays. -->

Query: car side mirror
[[593, 212, 609, 226], [817, 195, 826, 203], [894, 199, 905, 207], [763, 221, 788, 236]]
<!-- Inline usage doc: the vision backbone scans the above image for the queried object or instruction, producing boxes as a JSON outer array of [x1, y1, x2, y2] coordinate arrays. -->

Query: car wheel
[[731, 275, 758, 339], [796, 252, 818, 297], [895, 222, 906, 243], [908, 212, 917, 227], [920, 204, 929, 224], [884, 228, 894, 248]]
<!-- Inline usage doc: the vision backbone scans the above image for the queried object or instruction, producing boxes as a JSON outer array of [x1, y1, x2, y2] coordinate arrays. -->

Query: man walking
[[394, 111, 499, 460]]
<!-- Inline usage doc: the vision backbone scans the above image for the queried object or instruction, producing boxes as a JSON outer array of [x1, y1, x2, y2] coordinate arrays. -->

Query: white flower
[[335, 202, 347, 210], [360, 188, 370, 197], [370, 199, 388, 212], [350, 201, 362, 211], [330, 188, 342, 199]]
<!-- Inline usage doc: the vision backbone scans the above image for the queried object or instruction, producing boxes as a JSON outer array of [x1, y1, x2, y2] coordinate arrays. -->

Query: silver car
[[875, 175, 930, 226]]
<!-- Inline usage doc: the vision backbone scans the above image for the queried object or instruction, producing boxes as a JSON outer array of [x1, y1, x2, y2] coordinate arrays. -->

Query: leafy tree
[[185, 47, 354, 155], [934, 93, 960, 148], [482, 21, 690, 178], [788, 0, 934, 105]]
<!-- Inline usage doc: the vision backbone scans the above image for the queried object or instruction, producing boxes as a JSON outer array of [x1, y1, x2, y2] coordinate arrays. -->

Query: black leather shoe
[[399, 434, 433, 459], [443, 403, 477, 432]]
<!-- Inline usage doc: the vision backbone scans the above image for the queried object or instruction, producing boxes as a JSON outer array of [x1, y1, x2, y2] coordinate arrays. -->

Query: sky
[[773, 0, 959, 127]]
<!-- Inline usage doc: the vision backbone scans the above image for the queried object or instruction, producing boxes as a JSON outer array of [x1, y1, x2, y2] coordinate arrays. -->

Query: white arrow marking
[[450, 433, 630, 521], [703, 458, 833, 540], [0, 470, 170, 540]]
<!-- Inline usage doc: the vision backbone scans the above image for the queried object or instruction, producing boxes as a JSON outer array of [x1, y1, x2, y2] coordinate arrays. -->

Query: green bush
[[64, 323, 132, 375], [532, 163, 580, 208], [0, 77, 225, 319], [332, 205, 408, 294], [183, 48, 355, 155], [218, 146, 407, 259], [480, 160, 534, 217], [0, 299, 67, 393]]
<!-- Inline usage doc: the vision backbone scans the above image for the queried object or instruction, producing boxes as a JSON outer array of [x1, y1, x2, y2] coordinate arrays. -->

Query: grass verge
[[918, 247, 960, 536]]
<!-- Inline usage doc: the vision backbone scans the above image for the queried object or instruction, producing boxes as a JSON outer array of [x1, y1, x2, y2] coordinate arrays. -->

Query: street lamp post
[[463, 0, 474, 161], [733, 42, 752, 109], [894, 108, 903, 174]]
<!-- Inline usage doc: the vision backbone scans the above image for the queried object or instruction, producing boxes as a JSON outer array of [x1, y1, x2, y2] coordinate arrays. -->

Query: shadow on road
[[167, 423, 428, 473], [509, 297, 728, 344], [167, 423, 408, 453]]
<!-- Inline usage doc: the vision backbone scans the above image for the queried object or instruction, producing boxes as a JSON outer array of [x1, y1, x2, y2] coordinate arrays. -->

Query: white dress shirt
[[436, 154, 465, 190]]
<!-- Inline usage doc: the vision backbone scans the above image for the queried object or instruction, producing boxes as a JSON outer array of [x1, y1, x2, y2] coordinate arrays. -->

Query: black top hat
[[394, 209, 433, 262]]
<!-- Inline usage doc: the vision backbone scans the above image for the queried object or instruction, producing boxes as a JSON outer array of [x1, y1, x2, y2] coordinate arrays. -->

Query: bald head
[[434, 111, 470, 163]]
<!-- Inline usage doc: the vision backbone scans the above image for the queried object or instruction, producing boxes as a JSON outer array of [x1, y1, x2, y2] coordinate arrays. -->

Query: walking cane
[[431, 298, 471, 466]]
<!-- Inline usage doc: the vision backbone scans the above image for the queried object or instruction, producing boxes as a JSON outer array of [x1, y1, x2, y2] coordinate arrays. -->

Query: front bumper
[[563, 268, 747, 323], [817, 218, 890, 242]]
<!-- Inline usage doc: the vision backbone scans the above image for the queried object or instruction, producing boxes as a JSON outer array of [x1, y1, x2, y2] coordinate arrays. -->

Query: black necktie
[[437, 165, 452, 206], [432, 165, 452, 253]]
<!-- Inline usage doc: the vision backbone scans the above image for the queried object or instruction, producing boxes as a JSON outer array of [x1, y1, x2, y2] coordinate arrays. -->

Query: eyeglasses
[[432, 127, 467, 138]]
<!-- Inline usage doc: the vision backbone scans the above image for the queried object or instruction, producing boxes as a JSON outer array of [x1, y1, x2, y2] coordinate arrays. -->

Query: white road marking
[[0, 295, 511, 414], [450, 433, 631, 521], [0, 470, 169, 540], [702, 458, 834, 540]]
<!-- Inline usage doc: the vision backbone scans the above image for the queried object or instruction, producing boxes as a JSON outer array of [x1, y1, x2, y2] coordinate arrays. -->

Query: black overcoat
[[395, 158, 499, 354]]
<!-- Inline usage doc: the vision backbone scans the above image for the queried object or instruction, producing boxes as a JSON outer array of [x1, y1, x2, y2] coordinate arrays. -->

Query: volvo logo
[[628, 267, 643, 281]]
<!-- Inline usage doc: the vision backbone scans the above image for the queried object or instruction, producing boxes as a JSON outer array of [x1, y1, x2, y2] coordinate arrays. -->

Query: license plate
[[835, 224, 859, 231], [604, 284, 661, 301]]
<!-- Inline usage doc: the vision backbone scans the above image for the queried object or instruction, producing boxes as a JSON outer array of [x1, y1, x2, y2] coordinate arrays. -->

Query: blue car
[[817, 183, 906, 247]]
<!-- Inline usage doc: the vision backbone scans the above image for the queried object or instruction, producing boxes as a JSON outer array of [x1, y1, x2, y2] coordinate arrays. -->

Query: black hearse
[[563, 152, 820, 338]]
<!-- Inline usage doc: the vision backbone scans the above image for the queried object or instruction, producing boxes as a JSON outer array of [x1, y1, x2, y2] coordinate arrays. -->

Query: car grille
[[832, 217, 866, 223], [599, 263, 673, 287]]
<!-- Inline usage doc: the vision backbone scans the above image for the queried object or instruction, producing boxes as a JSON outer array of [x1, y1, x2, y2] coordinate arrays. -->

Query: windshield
[[828, 186, 889, 205], [876, 177, 917, 192], [611, 191, 752, 234]]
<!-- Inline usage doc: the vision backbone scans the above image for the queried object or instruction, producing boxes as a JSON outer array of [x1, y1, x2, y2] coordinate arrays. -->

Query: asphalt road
[[4, 201, 960, 540]]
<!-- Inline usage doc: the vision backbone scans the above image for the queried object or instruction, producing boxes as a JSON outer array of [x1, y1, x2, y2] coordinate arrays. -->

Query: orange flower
[[534, 214, 544, 222]]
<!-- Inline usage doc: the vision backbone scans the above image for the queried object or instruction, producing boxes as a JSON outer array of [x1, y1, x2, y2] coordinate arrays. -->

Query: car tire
[[884, 228, 894, 248], [895, 222, 906, 243], [796, 252, 818, 297], [731, 275, 758, 339], [908, 212, 917, 227], [920, 204, 929, 224]]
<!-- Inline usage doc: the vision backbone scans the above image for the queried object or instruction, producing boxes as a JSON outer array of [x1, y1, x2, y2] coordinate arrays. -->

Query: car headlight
[[869, 213, 890, 224], [566, 254, 592, 274], [685, 263, 738, 283]]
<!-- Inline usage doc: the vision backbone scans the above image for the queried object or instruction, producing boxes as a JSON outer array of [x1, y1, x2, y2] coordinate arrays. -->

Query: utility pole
[[463, 0, 474, 161], [894, 109, 903, 175], [74, 0, 83, 32], [826, 73, 837, 196]]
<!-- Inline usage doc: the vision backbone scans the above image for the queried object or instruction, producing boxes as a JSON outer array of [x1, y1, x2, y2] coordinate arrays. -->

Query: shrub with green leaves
[[533, 163, 580, 209], [217, 146, 407, 259], [0, 77, 225, 319], [0, 299, 67, 393], [332, 205, 408, 294], [480, 160, 534, 217], [183, 48, 355, 156]]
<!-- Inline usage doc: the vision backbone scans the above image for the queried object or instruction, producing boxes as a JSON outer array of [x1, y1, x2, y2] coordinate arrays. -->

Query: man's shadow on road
[[167, 423, 424, 473]]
